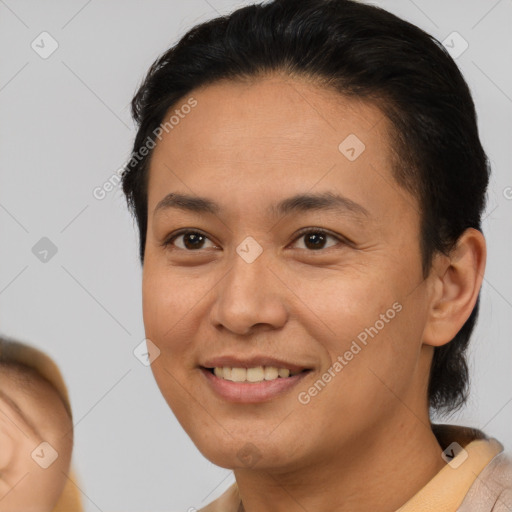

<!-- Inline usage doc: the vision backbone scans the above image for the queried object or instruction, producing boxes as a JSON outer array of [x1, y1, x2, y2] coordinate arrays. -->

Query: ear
[[423, 228, 487, 347]]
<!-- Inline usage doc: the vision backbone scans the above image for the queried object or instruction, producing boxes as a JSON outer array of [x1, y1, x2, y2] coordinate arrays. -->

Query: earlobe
[[423, 228, 487, 347]]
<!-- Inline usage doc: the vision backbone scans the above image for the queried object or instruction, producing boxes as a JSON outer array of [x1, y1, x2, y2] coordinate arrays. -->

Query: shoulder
[[492, 488, 512, 512], [489, 452, 512, 511], [487, 451, 512, 490], [458, 450, 512, 511]]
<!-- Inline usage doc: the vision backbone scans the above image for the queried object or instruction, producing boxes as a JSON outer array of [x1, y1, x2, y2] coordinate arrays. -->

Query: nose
[[209, 248, 288, 336]]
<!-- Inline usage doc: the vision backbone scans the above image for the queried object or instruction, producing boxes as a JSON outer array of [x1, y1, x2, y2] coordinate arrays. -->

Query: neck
[[234, 412, 445, 512]]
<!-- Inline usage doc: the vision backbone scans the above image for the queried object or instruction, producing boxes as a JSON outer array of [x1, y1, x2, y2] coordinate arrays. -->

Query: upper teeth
[[213, 366, 295, 382]]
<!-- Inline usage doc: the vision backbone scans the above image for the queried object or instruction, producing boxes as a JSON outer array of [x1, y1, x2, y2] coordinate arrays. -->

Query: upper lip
[[201, 356, 311, 373]]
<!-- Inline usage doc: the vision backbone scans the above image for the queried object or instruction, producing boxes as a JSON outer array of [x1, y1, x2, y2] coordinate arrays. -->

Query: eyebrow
[[153, 191, 370, 220], [0, 390, 41, 439]]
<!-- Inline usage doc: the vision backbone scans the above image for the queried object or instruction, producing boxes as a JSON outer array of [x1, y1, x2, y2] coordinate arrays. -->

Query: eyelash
[[162, 227, 348, 252]]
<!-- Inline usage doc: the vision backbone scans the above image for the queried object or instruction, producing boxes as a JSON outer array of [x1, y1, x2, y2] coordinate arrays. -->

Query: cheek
[[142, 263, 205, 333], [19, 467, 67, 512], [142, 267, 179, 345], [23, 433, 73, 510], [0, 429, 14, 471], [0, 441, 54, 510], [142, 268, 206, 395], [300, 273, 423, 403], [296, 269, 401, 347]]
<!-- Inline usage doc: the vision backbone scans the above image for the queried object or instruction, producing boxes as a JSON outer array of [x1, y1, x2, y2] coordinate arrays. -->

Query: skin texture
[[0, 366, 73, 512], [142, 75, 486, 512]]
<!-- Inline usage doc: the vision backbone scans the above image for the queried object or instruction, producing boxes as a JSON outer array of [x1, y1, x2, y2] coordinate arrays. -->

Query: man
[[121, 0, 512, 510]]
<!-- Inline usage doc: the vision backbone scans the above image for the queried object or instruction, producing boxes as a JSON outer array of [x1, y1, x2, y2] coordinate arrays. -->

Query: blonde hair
[[0, 336, 83, 512]]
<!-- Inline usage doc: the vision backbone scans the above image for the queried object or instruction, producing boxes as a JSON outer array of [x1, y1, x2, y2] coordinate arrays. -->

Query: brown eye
[[292, 229, 342, 251], [164, 230, 217, 251]]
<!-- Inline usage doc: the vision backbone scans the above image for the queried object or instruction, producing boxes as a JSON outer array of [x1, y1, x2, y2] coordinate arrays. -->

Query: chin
[[191, 430, 299, 471]]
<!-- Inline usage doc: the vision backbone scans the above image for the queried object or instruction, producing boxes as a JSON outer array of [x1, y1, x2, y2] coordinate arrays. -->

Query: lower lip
[[200, 368, 311, 403]]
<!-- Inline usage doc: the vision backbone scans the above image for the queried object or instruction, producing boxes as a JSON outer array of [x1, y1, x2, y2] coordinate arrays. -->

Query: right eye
[[162, 229, 219, 251]]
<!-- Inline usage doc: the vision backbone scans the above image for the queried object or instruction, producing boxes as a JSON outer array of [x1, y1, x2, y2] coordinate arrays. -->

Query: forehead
[[150, 75, 392, 166], [146, 75, 414, 225]]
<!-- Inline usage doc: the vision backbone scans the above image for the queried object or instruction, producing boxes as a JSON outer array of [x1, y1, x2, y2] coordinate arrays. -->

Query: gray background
[[0, 1, 510, 511]]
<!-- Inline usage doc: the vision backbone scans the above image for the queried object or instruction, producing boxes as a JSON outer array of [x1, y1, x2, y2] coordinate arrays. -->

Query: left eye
[[291, 229, 342, 251]]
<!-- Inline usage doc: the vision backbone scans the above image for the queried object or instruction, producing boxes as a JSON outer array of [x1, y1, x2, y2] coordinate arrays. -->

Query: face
[[142, 76, 438, 471], [0, 366, 73, 512]]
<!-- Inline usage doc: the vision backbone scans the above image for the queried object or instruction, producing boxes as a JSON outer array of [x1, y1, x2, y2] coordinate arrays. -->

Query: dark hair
[[121, 0, 490, 416]]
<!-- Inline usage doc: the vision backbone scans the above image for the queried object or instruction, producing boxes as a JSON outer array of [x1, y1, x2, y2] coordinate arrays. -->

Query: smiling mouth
[[203, 366, 310, 383]]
